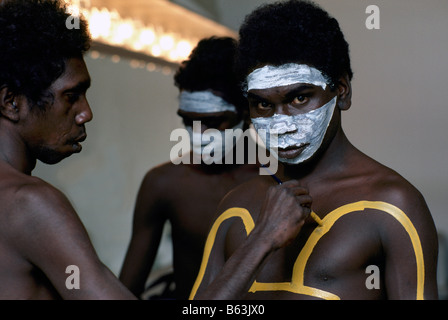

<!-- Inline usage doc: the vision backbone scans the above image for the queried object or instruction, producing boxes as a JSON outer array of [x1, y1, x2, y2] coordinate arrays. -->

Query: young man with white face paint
[[120, 37, 259, 299], [248, 63, 336, 165], [190, 0, 438, 300], [180, 90, 244, 164]]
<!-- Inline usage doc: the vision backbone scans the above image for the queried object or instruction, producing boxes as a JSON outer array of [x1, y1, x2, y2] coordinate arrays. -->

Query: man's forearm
[[194, 231, 274, 300]]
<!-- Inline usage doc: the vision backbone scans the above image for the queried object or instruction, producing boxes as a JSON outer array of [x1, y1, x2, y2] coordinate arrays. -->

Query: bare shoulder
[[216, 175, 272, 220], [368, 165, 433, 227], [134, 161, 193, 221], [2, 175, 83, 238], [361, 162, 439, 298], [142, 161, 177, 182], [377, 167, 437, 252], [0, 174, 98, 275], [140, 161, 192, 193], [338, 151, 434, 227], [0, 172, 69, 219], [360, 163, 437, 264]]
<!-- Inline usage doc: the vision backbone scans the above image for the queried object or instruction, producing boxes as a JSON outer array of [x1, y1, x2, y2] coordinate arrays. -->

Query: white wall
[[34, 1, 448, 286]]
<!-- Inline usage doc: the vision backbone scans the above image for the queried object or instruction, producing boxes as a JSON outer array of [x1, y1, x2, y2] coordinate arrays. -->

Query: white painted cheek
[[251, 96, 337, 164]]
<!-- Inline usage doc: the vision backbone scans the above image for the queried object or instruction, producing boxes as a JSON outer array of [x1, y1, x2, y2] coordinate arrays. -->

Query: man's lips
[[74, 134, 87, 143], [277, 143, 309, 158], [71, 134, 87, 152]]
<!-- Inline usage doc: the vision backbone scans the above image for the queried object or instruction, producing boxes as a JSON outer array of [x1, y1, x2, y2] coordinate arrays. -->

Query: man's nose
[[274, 104, 294, 117], [75, 98, 93, 125]]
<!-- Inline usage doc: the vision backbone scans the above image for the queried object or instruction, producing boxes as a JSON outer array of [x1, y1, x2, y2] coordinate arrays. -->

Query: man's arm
[[119, 169, 168, 297], [12, 180, 136, 299], [192, 180, 312, 300], [380, 185, 438, 299]]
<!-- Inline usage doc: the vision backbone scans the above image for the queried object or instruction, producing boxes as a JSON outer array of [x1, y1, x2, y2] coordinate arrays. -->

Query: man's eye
[[257, 101, 272, 110], [67, 93, 80, 104], [292, 95, 307, 105]]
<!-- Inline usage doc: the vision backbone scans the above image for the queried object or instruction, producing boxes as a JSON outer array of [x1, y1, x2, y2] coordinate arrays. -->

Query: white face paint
[[179, 90, 237, 113], [247, 63, 336, 164], [251, 96, 337, 164], [246, 63, 330, 92], [185, 120, 244, 163], [179, 90, 243, 162]]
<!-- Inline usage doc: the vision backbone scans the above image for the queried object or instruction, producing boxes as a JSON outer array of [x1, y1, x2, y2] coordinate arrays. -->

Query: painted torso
[[191, 201, 424, 300]]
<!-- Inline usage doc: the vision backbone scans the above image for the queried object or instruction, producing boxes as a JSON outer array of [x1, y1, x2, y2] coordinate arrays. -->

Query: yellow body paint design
[[189, 208, 255, 300], [189, 201, 425, 300]]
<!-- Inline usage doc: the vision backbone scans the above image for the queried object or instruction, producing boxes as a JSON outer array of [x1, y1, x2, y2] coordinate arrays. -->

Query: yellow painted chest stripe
[[189, 201, 425, 300], [189, 208, 255, 300]]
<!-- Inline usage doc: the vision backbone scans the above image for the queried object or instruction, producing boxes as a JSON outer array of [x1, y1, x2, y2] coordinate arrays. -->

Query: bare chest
[[225, 203, 387, 300]]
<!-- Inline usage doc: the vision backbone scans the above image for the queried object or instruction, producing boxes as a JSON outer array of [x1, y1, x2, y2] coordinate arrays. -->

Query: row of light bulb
[[68, 4, 196, 63]]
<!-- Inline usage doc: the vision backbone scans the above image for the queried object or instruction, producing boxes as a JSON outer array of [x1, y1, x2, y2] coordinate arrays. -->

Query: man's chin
[[38, 155, 69, 165], [36, 148, 75, 165]]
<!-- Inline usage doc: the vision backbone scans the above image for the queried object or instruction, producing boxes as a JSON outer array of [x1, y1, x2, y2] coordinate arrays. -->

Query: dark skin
[[119, 103, 259, 299], [193, 73, 439, 300], [0, 57, 136, 299]]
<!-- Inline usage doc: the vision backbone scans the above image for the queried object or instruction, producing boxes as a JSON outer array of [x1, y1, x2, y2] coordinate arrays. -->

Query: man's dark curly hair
[[237, 0, 353, 90], [0, 0, 91, 110], [174, 36, 247, 115]]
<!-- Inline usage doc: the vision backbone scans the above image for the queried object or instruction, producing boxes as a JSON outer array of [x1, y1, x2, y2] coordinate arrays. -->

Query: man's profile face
[[22, 57, 92, 164]]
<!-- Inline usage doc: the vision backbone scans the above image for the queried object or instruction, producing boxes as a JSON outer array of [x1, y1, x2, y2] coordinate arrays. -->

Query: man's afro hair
[[0, 0, 91, 110], [236, 0, 353, 89], [174, 36, 247, 114]]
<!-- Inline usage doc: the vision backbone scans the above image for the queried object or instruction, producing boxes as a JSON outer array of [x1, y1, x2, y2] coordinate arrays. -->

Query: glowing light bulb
[[160, 35, 174, 51], [151, 44, 162, 57], [89, 8, 111, 39], [139, 28, 156, 46], [113, 20, 134, 44], [175, 40, 192, 59], [168, 50, 178, 61]]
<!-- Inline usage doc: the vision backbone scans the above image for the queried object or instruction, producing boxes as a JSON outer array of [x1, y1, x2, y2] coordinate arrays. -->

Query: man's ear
[[0, 86, 20, 122], [336, 74, 352, 111]]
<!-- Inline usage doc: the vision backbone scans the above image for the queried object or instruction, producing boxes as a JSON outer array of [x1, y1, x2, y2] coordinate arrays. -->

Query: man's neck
[[280, 128, 352, 183], [0, 127, 36, 175]]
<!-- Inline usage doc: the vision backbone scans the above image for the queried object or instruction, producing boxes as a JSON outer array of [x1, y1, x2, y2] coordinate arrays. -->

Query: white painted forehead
[[178, 90, 237, 114], [246, 63, 329, 92]]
